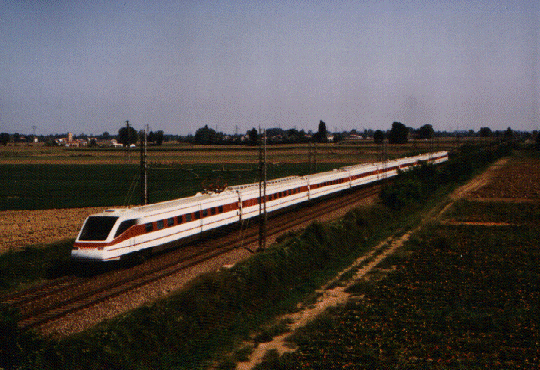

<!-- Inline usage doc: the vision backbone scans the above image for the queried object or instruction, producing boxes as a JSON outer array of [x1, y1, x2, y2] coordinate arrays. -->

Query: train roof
[[92, 189, 238, 219], [227, 175, 303, 191]]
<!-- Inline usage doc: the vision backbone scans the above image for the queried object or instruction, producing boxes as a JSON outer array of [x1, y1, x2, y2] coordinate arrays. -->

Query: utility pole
[[258, 127, 267, 252], [125, 120, 130, 161], [308, 142, 317, 174], [140, 125, 148, 205]]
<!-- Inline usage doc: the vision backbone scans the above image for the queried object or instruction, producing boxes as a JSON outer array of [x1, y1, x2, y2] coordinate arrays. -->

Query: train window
[[219, 205, 224, 213], [185, 214, 192, 222], [202, 209, 208, 218], [114, 219, 137, 238], [177, 215, 183, 224], [157, 220, 164, 230], [194, 211, 201, 220], [211, 207, 216, 215], [168, 217, 175, 227], [79, 216, 119, 241], [145, 223, 153, 233]]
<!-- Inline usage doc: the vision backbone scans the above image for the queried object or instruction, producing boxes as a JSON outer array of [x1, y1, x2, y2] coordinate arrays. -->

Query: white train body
[[72, 151, 448, 261]]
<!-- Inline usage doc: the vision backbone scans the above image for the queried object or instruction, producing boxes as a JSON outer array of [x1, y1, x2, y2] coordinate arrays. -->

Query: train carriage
[[72, 151, 449, 262], [72, 190, 241, 261], [343, 163, 380, 187], [231, 176, 309, 221], [304, 168, 352, 200]]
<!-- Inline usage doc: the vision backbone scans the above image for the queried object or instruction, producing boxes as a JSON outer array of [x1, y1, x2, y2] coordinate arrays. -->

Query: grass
[[272, 223, 540, 369], [0, 240, 74, 293], [0, 162, 346, 210]]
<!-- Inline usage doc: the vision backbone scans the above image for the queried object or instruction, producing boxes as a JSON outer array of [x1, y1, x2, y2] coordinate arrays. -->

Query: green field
[[269, 224, 540, 369], [0, 162, 346, 210]]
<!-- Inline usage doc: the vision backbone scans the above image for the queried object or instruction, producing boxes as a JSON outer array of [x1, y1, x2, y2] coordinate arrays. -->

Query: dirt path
[[235, 158, 508, 370]]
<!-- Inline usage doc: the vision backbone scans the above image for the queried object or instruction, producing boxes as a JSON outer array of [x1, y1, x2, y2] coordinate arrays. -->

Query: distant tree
[[388, 122, 408, 144], [102, 131, 110, 139], [285, 128, 301, 143], [0, 133, 9, 146], [118, 126, 138, 146], [88, 138, 98, 147], [503, 127, 513, 141], [416, 124, 435, 140], [314, 120, 328, 143], [478, 127, 492, 137], [194, 125, 222, 145], [247, 128, 258, 146], [373, 130, 385, 144], [147, 130, 164, 145], [333, 132, 344, 143], [155, 130, 164, 145]]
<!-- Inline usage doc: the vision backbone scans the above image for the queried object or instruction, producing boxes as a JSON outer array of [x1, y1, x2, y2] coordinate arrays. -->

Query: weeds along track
[[1, 184, 381, 332]]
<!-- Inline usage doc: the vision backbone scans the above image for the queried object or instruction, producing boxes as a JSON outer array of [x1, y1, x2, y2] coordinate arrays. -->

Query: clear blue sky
[[1, 0, 538, 136]]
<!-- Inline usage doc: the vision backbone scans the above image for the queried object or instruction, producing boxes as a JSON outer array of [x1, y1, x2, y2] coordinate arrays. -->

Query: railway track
[[1, 184, 381, 331]]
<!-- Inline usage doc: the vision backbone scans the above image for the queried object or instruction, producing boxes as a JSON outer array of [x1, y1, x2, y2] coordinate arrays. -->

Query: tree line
[[0, 122, 535, 147]]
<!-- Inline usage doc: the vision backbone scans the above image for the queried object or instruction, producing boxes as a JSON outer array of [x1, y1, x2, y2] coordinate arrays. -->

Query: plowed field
[[470, 157, 540, 200], [0, 207, 108, 254]]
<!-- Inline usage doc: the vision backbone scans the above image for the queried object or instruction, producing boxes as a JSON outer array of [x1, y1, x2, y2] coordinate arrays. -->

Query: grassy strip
[[0, 143, 511, 369], [0, 240, 74, 293]]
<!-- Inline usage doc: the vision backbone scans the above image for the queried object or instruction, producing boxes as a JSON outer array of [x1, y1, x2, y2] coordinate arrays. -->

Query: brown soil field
[[0, 207, 109, 254], [469, 157, 540, 200]]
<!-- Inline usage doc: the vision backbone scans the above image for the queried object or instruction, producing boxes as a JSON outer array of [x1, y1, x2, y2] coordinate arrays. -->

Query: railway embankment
[[1, 143, 515, 370]]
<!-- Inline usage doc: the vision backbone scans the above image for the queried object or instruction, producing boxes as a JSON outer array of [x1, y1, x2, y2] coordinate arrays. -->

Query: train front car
[[72, 209, 143, 262]]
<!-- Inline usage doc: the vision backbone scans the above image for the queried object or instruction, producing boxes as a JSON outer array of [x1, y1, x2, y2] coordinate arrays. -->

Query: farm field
[[257, 154, 540, 368], [0, 207, 108, 254], [0, 139, 461, 165]]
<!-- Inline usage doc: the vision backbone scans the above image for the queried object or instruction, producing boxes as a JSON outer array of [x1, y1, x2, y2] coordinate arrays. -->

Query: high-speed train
[[71, 151, 448, 261]]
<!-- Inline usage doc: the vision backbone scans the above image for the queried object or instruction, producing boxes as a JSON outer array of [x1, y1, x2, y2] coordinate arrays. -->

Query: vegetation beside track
[[0, 143, 512, 369]]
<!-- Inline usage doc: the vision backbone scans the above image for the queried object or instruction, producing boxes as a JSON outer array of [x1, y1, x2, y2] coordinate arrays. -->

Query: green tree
[[0, 133, 9, 146], [247, 128, 258, 146], [148, 130, 165, 145], [478, 127, 492, 137], [388, 122, 408, 144], [155, 130, 164, 145], [416, 124, 434, 140], [503, 127, 513, 141], [194, 125, 222, 145], [118, 126, 138, 146], [314, 120, 328, 143], [373, 130, 385, 144]]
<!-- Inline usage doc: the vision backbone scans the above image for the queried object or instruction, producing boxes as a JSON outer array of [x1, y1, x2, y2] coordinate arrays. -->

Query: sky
[[1, 0, 539, 136]]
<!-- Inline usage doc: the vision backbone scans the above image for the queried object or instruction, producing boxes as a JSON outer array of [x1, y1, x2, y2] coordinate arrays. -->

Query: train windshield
[[78, 216, 119, 241]]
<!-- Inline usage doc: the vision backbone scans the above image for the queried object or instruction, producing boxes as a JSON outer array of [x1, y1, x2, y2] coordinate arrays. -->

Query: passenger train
[[71, 151, 448, 261]]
